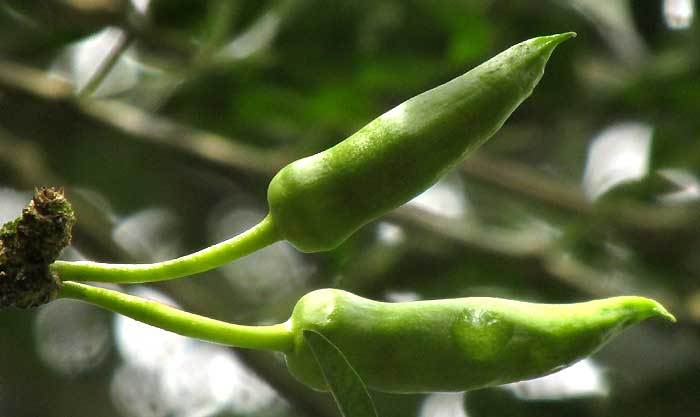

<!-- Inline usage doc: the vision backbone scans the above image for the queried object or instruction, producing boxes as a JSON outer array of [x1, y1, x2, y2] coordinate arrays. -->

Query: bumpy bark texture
[[0, 187, 75, 308]]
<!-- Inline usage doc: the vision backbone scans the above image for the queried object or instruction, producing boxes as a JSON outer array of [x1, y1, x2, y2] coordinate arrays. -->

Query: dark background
[[0, 1, 699, 416]]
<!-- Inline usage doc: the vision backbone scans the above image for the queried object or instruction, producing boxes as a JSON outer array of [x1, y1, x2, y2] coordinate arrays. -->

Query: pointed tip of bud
[[649, 299, 676, 323], [542, 31, 577, 44], [614, 296, 677, 324], [526, 32, 576, 57]]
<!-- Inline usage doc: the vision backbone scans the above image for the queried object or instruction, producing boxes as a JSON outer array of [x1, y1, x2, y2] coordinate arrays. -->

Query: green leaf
[[303, 330, 378, 417]]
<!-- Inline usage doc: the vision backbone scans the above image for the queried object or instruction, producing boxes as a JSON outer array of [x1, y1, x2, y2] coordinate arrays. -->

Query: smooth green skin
[[268, 33, 575, 252], [286, 289, 675, 394]]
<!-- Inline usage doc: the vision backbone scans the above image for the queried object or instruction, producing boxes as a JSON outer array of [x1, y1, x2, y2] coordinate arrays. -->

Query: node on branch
[[0, 187, 75, 308]]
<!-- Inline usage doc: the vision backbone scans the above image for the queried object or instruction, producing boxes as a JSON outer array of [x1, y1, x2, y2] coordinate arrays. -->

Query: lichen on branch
[[0, 187, 75, 308]]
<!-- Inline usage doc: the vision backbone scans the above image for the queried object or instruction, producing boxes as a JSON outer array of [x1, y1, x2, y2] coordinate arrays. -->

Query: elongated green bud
[[268, 33, 575, 252], [285, 289, 674, 393]]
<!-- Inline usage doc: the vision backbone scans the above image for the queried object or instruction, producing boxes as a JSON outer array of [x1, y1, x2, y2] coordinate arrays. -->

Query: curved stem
[[59, 281, 293, 352], [51, 214, 281, 283]]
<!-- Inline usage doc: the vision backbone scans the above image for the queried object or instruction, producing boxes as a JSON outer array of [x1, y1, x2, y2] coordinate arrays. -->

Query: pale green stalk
[[59, 281, 293, 352], [51, 215, 280, 283]]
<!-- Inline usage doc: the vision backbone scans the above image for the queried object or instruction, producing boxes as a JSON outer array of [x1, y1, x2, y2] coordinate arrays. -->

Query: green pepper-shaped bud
[[267, 33, 575, 252], [285, 289, 675, 393]]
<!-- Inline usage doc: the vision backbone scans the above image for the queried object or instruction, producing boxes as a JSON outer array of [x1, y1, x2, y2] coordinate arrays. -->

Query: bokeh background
[[1, 0, 699, 416]]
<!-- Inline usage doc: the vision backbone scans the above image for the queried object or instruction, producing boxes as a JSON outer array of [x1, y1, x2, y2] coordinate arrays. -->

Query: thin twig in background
[[83, 99, 290, 176], [78, 30, 134, 99], [461, 154, 700, 231], [0, 60, 291, 176]]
